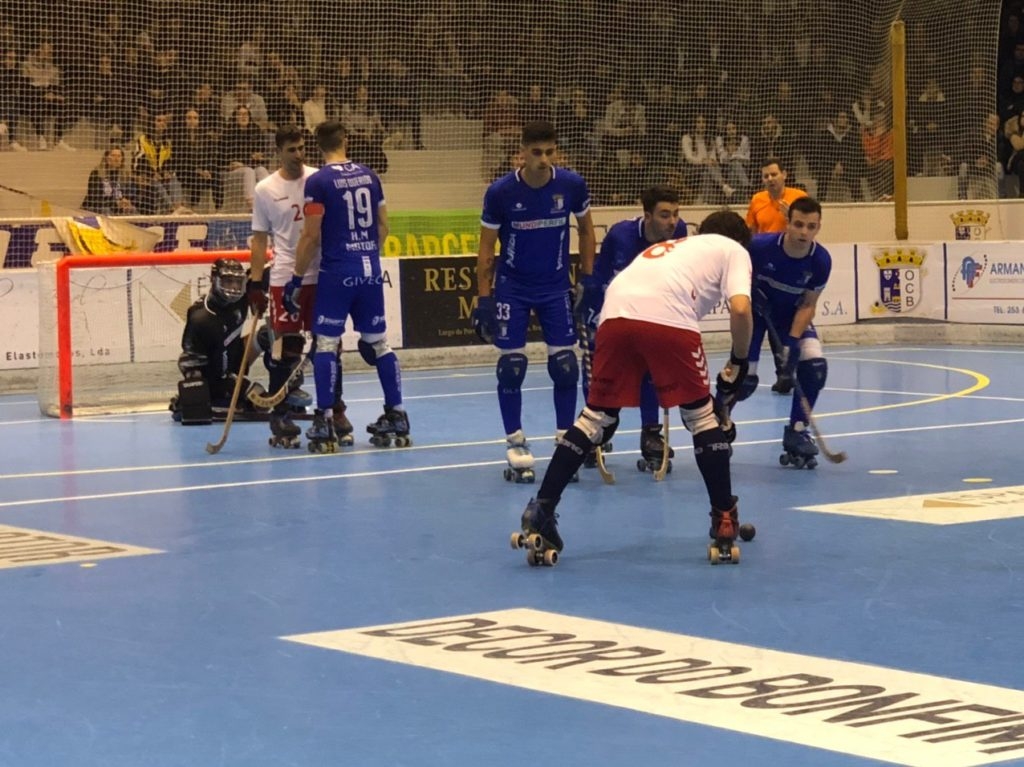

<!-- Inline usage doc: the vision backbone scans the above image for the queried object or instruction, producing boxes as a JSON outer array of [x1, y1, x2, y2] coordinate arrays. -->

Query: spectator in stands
[[751, 113, 797, 178], [715, 119, 752, 195], [82, 54, 128, 147], [302, 84, 332, 136], [958, 113, 1002, 200], [221, 104, 270, 210], [0, 48, 26, 151], [379, 57, 423, 151], [555, 87, 598, 176], [909, 76, 950, 176], [680, 113, 735, 203], [433, 32, 467, 117], [191, 82, 221, 136], [520, 83, 553, 125], [268, 82, 304, 131], [21, 41, 75, 151], [81, 146, 139, 214], [330, 56, 359, 109], [173, 108, 222, 210], [340, 84, 388, 174], [812, 110, 863, 203], [599, 85, 646, 163], [147, 48, 190, 118], [1001, 112, 1024, 197], [852, 86, 885, 130], [221, 81, 270, 130], [644, 83, 684, 171], [132, 112, 185, 214], [1000, 74, 1024, 121], [861, 110, 895, 201], [481, 87, 521, 179]]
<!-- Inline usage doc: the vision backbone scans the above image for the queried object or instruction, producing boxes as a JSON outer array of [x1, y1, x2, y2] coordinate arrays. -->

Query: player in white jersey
[[249, 126, 353, 447], [517, 210, 754, 563]]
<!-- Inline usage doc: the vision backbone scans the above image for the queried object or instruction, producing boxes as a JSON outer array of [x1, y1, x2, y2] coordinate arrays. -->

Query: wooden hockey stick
[[653, 407, 671, 481], [247, 354, 307, 409], [761, 312, 847, 464], [206, 307, 265, 455]]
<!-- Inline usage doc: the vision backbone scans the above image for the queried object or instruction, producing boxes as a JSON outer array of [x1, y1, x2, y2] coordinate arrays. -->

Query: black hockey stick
[[760, 312, 847, 464]]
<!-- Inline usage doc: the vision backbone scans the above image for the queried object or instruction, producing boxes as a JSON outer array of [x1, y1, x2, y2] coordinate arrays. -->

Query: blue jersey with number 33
[[304, 161, 385, 278]]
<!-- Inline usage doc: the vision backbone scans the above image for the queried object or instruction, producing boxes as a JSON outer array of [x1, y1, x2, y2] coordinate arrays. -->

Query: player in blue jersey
[[717, 196, 832, 467], [288, 120, 409, 452], [473, 120, 596, 482], [574, 184, 689, 469]]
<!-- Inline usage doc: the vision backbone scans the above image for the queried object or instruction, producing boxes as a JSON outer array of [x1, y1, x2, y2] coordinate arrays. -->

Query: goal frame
[[50, 251, 250, 419]]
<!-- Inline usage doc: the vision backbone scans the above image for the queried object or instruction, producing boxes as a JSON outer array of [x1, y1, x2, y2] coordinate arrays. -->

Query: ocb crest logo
[[871, 247, 926, 315], [951, 209, 990, 241]]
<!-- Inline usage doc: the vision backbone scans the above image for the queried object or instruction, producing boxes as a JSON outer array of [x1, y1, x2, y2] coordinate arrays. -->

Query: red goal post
[[38, 251, 251, 418]]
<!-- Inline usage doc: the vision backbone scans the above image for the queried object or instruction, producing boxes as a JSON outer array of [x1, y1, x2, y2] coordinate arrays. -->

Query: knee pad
[[575, 406, 620, 446], [315, 334, 341, 354], [736, 374, 759, 402], [547, 349, 579, 390], [496, 352, 528, 390], [797, 358, 828, 393], [679, 396, 719, 435], [358, 335, 392, 365]]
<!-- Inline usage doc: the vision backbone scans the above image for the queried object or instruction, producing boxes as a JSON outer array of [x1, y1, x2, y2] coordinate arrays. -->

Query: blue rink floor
[[1, 344, 1024, 767]]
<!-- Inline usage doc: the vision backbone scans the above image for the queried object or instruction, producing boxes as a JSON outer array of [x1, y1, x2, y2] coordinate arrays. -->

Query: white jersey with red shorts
[[252, 166, 320, 333], [589, 233, 751, 408]]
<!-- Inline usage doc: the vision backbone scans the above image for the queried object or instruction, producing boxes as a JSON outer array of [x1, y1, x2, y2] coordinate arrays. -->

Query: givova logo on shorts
[[284, 609, 1024, 767]]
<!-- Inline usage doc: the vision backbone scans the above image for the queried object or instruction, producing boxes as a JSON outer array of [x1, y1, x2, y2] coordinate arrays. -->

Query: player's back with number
[[304, 160, 385, 276]]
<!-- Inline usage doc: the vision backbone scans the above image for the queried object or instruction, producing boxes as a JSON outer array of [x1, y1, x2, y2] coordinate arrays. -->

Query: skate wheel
[[604, 442, 613, 453], [543, 549, 558, 566], [510, 532, 525, 550], [709, 546, 721, 565], [730, 545, 741, 563], [527, 550, 542, 567], [636, 459, 647, 472], [268, 438, 275, 447], [779, 453, 790, 466], [666, 461, 672, 474], [503, 468, 513, 482], [806, 458, 818, 469], [399, 437, 412, 447], [793, 456, 806, 469], [520, 470, 535, 484], [339, 434, 354, 446]]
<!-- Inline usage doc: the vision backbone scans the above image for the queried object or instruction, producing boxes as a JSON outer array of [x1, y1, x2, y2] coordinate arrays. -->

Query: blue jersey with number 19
[[304, 160, 385, 278], [481, 166, 590, 291]]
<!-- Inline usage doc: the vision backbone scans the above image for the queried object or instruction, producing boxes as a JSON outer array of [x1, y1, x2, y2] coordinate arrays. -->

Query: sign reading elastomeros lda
[[283, 609, 1024, 766]]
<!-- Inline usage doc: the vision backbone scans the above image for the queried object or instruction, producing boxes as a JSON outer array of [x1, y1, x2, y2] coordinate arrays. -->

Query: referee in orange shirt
[[745, 156, 807, 393]]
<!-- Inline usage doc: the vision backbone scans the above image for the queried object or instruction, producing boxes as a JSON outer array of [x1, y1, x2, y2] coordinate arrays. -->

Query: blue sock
[[313, 350, 337, 410], [498, 386, 522, 435], [375, 352, 402, 409]]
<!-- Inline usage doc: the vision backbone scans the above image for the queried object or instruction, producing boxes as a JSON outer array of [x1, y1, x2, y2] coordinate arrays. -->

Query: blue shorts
[[312, 271, 387, 338], [493, 279, 575, 350]]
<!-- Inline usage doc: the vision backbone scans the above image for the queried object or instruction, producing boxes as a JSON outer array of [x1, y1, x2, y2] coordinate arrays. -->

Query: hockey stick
[[206, 307, 265, 455], [247, 351, 309, 409], [760, 312, 847, 464], [578, 321, 615, 485], [653, 407, 671, 481]]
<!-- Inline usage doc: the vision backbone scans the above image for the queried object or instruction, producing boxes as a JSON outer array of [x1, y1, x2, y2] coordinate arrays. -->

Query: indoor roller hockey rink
[[1, 345, 1023, 766]]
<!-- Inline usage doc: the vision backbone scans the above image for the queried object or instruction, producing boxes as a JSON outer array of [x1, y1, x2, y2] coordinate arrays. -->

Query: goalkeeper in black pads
[[574, 184, 689, 469], [518, 210, 753, 561], [716, 196, 833, 467], [172, 258, 264, 424]]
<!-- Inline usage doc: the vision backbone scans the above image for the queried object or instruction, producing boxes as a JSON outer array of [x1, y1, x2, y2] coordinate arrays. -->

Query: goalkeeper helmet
[[210, 258, 246, 307]]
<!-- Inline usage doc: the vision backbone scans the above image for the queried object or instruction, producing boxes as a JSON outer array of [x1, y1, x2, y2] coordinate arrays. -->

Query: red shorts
[[269, 284, 316, 334], [588, 318, 710, 408]]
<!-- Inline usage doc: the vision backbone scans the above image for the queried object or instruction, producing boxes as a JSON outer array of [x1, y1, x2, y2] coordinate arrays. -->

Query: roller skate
[[332, 399, 355, 447], [780, 422, 818, 469], [503, 429, 535, 483], [306, 409, 339, 454], [268, 411, 301, 449], [582, 441, 612, 469], [707, 497, 741, 565], [771, 371, 794, 394], [510, 497, 561, 566], [555, 430, 580, 483], [636, 424, 674, 474], [367, 406, 412, 447], [285, 387, 313, 410]]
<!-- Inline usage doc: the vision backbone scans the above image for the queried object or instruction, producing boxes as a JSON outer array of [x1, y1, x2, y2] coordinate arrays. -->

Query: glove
[[282, 274, 303, 315], [572, 275, 603, 330], [780, 335, 801, 377], [472, 295, 497, 344], [715, 352, 750, 397], [247, 273, 269, 315]]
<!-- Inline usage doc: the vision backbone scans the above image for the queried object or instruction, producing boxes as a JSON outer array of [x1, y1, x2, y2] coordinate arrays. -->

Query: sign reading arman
[[284, 608, 1024, 767]]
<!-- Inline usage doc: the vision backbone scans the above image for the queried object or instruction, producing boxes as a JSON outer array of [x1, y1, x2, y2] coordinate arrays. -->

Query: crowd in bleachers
[[0, 0, 1021, 213]]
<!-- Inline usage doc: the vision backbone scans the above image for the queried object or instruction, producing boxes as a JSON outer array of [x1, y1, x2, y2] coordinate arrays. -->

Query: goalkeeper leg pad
[[177, 378, 212, 425]]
